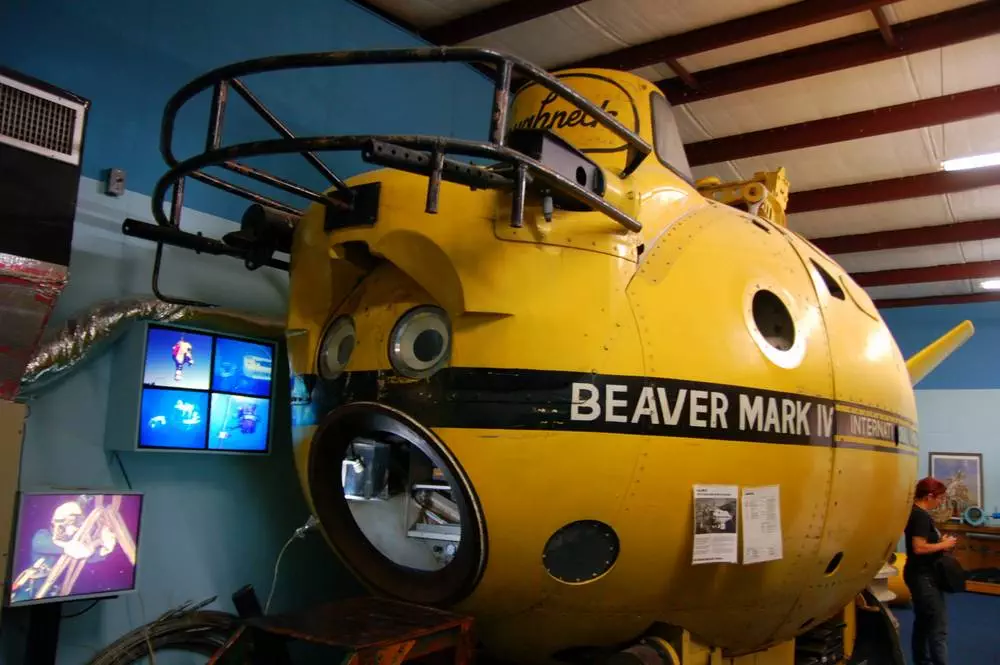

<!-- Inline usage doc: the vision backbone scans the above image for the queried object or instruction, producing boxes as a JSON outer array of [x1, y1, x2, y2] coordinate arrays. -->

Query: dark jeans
[[904, 568, 948, 665]]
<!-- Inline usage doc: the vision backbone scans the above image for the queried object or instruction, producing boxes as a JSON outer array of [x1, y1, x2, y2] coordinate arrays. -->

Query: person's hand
[[941, 535, 958, 551]]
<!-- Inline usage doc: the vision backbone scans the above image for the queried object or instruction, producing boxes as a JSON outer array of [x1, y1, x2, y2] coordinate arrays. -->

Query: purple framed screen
[[7, 492, 143, 607]]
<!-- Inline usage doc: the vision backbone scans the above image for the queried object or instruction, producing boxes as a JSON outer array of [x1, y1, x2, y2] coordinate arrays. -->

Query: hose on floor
[[84, 598, 245, 665]]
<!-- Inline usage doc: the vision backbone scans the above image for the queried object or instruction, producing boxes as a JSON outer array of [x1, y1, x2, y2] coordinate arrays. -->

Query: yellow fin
[[906, 320, 974, 386]]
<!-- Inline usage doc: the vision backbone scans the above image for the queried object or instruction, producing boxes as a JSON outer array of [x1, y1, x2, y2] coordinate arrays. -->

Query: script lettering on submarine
[[512, 92, 620, 132], [569, 382, 836, 440]]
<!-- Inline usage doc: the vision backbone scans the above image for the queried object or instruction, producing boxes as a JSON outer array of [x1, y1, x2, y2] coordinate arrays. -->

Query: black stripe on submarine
[[296, 368, 919, 455]]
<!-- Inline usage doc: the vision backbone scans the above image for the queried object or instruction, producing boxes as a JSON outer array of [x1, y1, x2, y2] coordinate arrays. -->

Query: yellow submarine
[[128, 48, 975, 665]]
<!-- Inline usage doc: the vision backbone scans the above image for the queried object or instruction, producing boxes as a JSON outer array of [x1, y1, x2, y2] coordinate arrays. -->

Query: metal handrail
[[159, 47, 650, 171], [152, 134, 643, 232], [126, 48, 653, 303]]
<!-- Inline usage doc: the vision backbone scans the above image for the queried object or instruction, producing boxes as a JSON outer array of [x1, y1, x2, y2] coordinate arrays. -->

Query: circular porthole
[[752, 290, 795, 351], [543, 520, 620, 584], [388, 306, 452, 379], [317, 316, 356, 379], [745, 287, 806, 369], [307, 402, 486, 606]]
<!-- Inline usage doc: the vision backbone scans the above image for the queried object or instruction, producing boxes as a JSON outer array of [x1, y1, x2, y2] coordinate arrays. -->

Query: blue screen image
[[208, 394, 270, 452], [212, 338, 273, 398], [139, 388, 210, 450], [143, 327, 212, 390]]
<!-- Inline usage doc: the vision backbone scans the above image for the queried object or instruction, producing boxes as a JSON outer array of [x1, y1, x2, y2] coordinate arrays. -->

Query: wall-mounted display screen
[[137, 324, 274, 453], [7, 492, 143, 607]]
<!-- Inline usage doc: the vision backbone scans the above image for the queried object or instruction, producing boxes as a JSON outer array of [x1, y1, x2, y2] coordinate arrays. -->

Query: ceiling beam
[[350, 0, 423, 34], [787, 165, 1000, 214], [872, 6, 898, 48], [563, 0, 891, 72], [665, 58, 698, 89], [686, 85, 1000, 167], [812, 219, 1000, 255], [659, 2, 1000, 105], [876, 292, 1000, 308], [421, 0, 588, 45], [853, 260, 1000, 288]]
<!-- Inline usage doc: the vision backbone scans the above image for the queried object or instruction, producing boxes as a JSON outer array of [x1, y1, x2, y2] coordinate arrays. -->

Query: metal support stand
[[24, 602, 62, 665]]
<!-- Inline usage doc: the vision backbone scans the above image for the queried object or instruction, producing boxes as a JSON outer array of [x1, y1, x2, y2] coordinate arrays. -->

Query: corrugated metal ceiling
[[361, 0, 1000, 308]]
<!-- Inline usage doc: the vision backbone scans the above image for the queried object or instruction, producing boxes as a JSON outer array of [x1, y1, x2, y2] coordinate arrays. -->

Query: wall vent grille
[[0, 75, 86, 165]]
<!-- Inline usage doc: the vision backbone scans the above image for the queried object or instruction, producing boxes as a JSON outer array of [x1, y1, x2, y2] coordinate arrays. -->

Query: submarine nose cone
[[306, 401, 487, 606]]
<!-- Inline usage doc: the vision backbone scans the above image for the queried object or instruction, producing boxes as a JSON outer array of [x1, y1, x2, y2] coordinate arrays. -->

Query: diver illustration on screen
[[9, 494, 141, 605], [209, 394, 271, 451], [171, 334, 194, 381], [140, 388, 210, 449], [138, 326, 273, 452], [143, 327, 211, 390]]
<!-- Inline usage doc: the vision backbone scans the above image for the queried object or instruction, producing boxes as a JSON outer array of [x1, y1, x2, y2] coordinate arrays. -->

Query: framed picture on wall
[[929, 452, 984, 522]]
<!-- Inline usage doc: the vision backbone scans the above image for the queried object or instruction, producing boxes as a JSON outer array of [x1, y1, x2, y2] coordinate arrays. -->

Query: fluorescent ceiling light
[[942, 152, 1000, 172], [981, 279, 1000, 290]]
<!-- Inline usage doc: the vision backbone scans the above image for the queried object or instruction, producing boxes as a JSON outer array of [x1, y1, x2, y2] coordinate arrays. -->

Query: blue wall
[[0, 1, 490, 662], [882, 303, 1000, 391], [883, 303, 1000, 544], [1, 0, 493, 220]]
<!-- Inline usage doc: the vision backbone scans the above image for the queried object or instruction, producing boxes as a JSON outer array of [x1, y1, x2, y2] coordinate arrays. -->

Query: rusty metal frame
[[122, 47, 652, 305], [125, 47, 652, 305]]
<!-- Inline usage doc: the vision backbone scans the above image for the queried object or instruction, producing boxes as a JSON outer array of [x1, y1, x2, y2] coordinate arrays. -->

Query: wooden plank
[[659, 3, 1000, 105], [563, 0, 892, 72], [812, 219, 1000, 255], [685, 85, 1000, 166], [788, 165, 1000, 214], [853, 260, 1000, 287]]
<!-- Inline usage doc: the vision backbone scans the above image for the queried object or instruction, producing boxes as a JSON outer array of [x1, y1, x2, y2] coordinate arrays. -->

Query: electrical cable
[[264, 514, 320, 614], [84, 598, 239, 665], [62, 599, 100, 619], [112, 451, 133, 490]]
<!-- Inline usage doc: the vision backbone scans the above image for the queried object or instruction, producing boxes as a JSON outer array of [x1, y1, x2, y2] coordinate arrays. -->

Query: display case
[[940, 522, 1000, 595]]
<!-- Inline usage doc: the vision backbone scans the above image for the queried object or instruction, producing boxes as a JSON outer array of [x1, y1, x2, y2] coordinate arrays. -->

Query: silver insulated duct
[[19, 297, 284, 398]]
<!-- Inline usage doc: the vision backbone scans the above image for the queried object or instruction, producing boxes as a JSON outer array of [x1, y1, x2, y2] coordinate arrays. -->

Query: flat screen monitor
[[137, 324, 274, 453], [6, 492, 144, 607]]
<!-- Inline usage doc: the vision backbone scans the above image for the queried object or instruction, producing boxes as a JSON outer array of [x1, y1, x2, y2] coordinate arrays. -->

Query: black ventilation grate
[[0, 78, 80, 161]]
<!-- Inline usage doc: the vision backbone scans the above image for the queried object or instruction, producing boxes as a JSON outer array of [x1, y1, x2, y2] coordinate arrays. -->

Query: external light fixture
[[980, 279, 1000, 291], [942, 152, 1000, 172]]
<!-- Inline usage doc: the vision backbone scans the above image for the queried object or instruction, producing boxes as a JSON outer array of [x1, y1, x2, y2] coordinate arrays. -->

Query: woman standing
[[904, 476, 957, 665]]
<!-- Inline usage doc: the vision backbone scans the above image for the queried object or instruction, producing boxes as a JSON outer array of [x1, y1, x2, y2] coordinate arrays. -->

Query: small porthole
[[752, 290, 795, 351], [543, 520, 619, 584], [575, 167, 587, 186], [811, 260, 845, 300], [388, 306, 452, 379], [825, 551, 844, 576]]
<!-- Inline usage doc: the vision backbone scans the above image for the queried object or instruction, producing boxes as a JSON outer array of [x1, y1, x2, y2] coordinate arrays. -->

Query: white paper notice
[[742, 485, 783, 565], [692, 484, 739, 565]]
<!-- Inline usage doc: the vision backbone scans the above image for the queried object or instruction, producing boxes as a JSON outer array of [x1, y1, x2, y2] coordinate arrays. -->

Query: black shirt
[[904, 504, 942, 574]]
